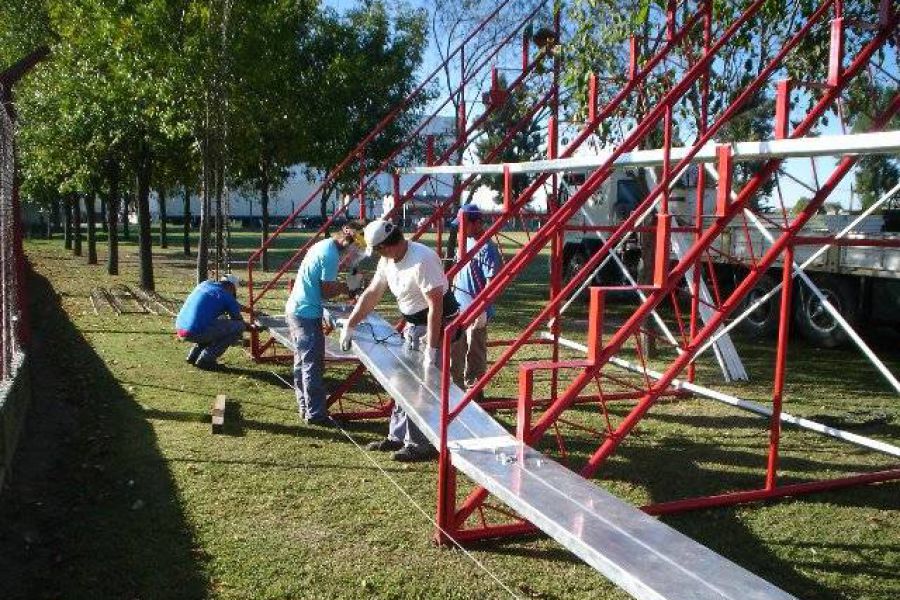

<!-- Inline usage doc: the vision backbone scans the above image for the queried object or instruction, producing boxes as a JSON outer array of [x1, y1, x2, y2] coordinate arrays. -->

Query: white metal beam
[[400, 130, 900, 176]]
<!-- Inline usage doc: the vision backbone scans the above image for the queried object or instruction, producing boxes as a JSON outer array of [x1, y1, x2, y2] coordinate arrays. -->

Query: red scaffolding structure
[[249, 0, 900, 575]]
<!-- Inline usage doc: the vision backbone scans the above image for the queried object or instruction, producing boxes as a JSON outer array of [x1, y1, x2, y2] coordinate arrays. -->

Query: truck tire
[[793, 276, 857, 348], [738, 273, 780, 339]]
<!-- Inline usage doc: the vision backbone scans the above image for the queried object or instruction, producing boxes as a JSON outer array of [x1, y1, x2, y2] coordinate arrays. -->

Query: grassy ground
[[0, 229, 898, 599]]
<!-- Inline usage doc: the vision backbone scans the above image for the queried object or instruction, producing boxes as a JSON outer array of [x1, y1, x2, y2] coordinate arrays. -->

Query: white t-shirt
[[371, 241, 447, 315]]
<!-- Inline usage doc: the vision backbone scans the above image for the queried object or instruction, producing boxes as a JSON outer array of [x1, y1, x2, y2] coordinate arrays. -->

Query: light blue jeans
[[286, 313, 327, 421], [388, 324, 430, 450]]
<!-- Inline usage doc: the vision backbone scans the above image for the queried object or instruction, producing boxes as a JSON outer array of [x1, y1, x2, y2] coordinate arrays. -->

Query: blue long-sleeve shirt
[[175, 281, 242, 335]]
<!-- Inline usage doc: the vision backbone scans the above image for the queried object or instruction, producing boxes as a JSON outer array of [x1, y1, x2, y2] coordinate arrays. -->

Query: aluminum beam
[[262, 307, 793, 599], [400, 131, 900, 176]]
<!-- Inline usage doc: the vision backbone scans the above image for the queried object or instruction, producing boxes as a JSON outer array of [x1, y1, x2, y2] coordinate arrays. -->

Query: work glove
[[339, 321, 355, 352], [423, 347, 438, 369], [346, 270, 364, 298]]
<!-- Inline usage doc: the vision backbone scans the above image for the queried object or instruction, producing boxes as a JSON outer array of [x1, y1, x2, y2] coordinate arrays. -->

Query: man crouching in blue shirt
[[175, 274, 248, 370]]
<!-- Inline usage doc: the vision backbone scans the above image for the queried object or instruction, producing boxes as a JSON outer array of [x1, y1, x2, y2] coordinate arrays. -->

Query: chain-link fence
[[0, 84, 24, 383]]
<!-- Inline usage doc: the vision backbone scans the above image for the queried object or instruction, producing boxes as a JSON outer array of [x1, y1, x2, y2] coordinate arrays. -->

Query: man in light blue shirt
[[451, 204, 501, 402], [285, 221, 365, 427]]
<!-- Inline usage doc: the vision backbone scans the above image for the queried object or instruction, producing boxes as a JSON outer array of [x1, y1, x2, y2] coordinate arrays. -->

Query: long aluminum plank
[[451, 444, 795, 600], [259, 310, 793, 599], [400, 130, 900, 175], [346, 313, 793, 600]]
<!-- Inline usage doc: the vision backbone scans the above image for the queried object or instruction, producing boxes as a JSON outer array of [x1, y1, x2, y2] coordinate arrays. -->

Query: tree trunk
[[182, 184, 191, 256], [158, 187, 168, 248], [99, 195, 107, 232], [72, 194, 82, 256], [49, 196, 60, 238], [196, 148, 211, 283], [260, 173, 269, 272], [122, 194, 130, 240], [86, 193, 97, 264], [63, 196, 72, 249], [136, 149, 155, 291], [106, 162, 121, 276], [215, 161, 224, 273]]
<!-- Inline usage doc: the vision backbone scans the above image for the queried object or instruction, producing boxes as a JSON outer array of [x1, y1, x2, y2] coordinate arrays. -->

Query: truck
[[560, 168, 900, 348]]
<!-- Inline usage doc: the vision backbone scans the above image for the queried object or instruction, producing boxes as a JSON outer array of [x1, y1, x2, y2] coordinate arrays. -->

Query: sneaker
[[305, 416, 345, 429], [365, 438, 403, 452], [186, 344, 204, 364], [194, 360, 220, 371], [392, 445, 438, 463]]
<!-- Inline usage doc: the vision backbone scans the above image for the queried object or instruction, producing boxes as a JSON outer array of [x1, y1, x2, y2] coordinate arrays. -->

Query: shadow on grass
[[0, 268, 209, 600]]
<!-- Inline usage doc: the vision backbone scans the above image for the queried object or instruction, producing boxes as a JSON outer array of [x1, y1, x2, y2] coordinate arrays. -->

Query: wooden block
[[212, 394, 226, 434]]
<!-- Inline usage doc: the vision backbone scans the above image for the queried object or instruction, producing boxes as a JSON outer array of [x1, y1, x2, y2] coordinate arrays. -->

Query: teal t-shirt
[[286, 238, 339, 319]]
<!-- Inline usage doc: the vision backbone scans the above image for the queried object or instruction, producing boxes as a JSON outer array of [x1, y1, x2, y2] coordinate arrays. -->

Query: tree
[[301, 2, 430, 220], [227, 0, 317, 271]]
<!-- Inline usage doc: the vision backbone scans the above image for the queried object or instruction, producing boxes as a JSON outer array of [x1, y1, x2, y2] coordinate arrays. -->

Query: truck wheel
[[738, 274, 780, 339], [563, 247, 588, 285], [793, 277, 857, 348]]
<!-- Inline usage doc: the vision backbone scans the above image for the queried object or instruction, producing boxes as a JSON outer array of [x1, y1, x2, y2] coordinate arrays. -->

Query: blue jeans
[[388, 324, 429, 449], [182, 319, 244, 366], [286, 313, 327, 421]]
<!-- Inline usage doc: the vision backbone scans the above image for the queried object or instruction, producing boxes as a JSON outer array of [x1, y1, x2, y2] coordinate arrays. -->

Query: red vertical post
[[766, 245, 794, 490], [426, 135, 435, 166], [774, 79, 792, 140], [587, 288, 605, 364], [522, 27, 529, 71], [547, 116, 557, 159], [879, 0, 892, 27], [503, 165, 512, 214], [587, 73, 598, 123], [653, 214, 671, 289], [517, 366, 534, 443], [828, 18, 844, 87], [666, 0, 676, 41], [457, 208, 466, 263], [715, 144, 733, 217], [491, 66, 499, 93]]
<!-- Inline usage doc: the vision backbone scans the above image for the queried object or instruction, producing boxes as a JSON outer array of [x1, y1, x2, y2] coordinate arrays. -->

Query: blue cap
[[451, 203, 483, 227]]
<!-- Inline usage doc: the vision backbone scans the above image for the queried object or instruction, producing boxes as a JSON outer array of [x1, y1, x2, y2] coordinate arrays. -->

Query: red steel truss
[[429, 0, 900, 543], [247, 0, 900, 553]]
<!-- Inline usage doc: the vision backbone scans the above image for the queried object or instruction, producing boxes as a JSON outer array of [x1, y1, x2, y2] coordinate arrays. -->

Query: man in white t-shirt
[[340, 219, 458, 462]]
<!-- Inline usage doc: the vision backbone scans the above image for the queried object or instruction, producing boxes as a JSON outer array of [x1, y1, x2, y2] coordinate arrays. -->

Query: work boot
[[186, 344, 204, 364], [305, 416, 346, 429], [392, 445, 438, 462], [194, 360, 220, 372], [365, 438, 403, 452]]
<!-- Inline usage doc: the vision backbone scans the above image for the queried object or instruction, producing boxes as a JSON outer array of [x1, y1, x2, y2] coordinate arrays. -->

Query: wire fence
[[0, 83, 26, 382]]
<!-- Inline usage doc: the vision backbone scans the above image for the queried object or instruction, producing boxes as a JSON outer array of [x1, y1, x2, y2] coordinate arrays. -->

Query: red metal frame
[[431, 0, 900, 545], [243, 0, 900, 556]]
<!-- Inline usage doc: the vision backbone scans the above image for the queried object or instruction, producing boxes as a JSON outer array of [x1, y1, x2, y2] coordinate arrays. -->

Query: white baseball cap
[[363, 219, 397, 256], [219, 273, 240, 288]]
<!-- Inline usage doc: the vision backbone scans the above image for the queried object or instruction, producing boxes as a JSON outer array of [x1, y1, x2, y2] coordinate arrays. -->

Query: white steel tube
[[402, 131, 900, 175], [545, 333, 900, 459]]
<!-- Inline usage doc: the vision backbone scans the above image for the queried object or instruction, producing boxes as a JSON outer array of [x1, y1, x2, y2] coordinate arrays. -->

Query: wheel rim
[[745, 286, 773, 328], [803, 288, 841, 335]]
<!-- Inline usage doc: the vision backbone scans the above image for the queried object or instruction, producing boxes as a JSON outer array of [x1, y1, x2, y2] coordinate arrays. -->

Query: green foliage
[[474, 74, 544, 199]]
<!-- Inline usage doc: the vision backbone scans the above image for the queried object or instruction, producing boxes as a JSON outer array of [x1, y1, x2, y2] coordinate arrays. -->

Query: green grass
[[1, 230, 898, 599]]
